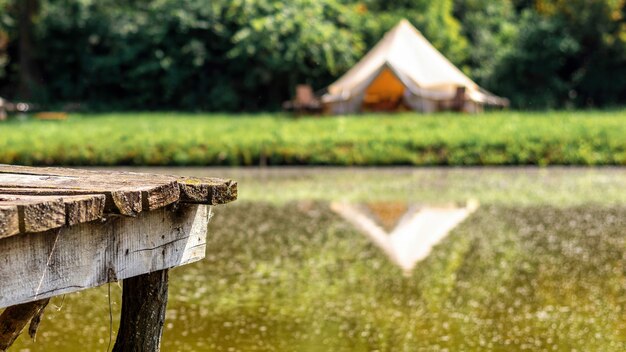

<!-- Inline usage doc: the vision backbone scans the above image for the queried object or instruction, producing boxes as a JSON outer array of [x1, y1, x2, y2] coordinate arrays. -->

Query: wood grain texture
[[0, 206, 19, 239], [0, 194, 105, 226], [0, 198, 66, 233], [0, 204, 210, 308], [0, 173, 145, 216], [110, 189, 143, 217], [0, 187, 140, 216], [113, 270, 169, 352], [60, 194, 106, 225]]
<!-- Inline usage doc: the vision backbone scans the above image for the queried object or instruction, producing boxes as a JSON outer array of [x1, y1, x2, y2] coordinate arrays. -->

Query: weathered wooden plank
[[113, 173, 236, 205], [0, 194, 105, 226], [113, 270, 169, 352], [0, 198, 66, 233], [0, 205, 19, 239], [0, 173, 143, 216], [72, 170, 238, 206], [0, 171, 180, 215], [0, 187, 141, 217], [0, 204, 210, 308], [0, 298, 50, 351], [0, 165, 236, 206]]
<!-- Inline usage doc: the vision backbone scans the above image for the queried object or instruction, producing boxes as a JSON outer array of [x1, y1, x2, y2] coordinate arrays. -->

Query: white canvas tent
[[322, 19, 508, 114]]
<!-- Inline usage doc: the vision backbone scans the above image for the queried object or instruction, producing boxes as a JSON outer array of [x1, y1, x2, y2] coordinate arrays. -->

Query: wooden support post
[[113, 269, 169, 352], [0, 298, 49, 351]]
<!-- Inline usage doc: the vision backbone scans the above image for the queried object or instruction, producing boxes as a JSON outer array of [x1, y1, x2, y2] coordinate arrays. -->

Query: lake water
[[9, 167, 626, 351]]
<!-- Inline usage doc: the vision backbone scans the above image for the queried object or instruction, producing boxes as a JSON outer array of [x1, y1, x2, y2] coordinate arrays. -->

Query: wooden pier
[[0, 165, 237, 351]]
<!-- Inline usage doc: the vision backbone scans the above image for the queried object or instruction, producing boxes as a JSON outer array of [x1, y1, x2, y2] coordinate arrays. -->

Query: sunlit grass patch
[[2, 110, 626, 166]]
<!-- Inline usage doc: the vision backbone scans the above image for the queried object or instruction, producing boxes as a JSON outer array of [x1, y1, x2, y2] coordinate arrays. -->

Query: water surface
[[10, 167, 626, 351]]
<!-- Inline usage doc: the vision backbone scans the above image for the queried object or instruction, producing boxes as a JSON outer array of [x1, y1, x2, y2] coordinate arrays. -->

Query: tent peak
[[393, 19, 423, 35], [397, 18, 414, 28], [385, 19, 430, 55]]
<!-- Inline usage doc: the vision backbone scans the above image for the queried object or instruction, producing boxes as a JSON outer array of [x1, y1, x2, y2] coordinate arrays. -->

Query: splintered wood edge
[[0, 165, 180, 211], [141, 180, 180, 211], [177, 178, 238, 205]]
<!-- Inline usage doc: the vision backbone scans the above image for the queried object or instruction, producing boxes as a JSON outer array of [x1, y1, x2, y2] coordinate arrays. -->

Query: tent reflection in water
[[322, 19, 508, 114]]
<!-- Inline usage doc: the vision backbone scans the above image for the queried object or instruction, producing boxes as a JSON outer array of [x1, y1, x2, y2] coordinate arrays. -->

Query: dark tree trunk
[[17, 0, 39, 100], [0, 298, 49, 351], [113, 269, 169, 352]]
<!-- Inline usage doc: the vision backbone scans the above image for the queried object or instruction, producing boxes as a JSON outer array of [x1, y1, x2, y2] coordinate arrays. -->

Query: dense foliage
[[0, 0, 625, 109], [489, 0, 626, 109], [1, 111, 625, 166]]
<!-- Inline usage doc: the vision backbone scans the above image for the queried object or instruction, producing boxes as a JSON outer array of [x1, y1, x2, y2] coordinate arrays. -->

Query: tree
[[0, 0, 11, 81], [17, 0, 39, 100], [226, 0, 365, 107], [453, 0, 517, 86], [2, 0, 625, 110], [535, 0, 626, 106], [491, 0, 626, 108]]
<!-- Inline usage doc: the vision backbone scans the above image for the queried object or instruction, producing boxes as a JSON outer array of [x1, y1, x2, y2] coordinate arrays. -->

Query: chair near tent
[[321, 19, 509, 114], [0, 97, 6, 121], [0, 96, 34, 121], [282, 84, 323, 115], [0, 97, 28, 121]]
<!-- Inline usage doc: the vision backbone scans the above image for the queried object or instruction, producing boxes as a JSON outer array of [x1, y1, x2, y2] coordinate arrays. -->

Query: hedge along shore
[[1, 111, 626, 166]]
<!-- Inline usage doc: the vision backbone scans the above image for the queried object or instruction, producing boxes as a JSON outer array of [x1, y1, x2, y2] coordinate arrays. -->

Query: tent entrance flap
[[362, 68, 406, 112]]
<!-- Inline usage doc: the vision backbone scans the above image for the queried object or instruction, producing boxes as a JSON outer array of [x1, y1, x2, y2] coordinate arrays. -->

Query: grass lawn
[[1, 110, 626, 166]]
